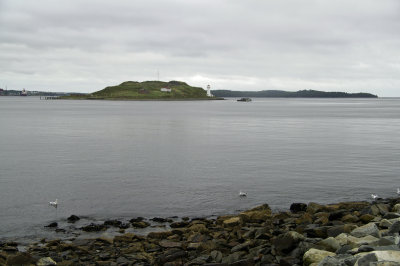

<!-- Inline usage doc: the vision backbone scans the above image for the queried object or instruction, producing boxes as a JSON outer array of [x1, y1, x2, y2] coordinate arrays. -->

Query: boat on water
[[237, 97, 251, 102], [20, 89, 28, 96]]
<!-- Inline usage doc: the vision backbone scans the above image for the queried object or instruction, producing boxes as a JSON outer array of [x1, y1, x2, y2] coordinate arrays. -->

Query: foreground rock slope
[[2, 198, 400, 265]]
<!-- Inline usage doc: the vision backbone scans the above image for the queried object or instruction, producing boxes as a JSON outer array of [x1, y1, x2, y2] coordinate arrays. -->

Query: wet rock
[[239, 204, 271, 223], [67, 215, 80, 223], [80, 223, 108, 232], [3, 246, 18, 253], [290, 203, 307, 213], [170, 221, 189, 228], [131, 221, 150, 228], [151, 217, 172, 223], [104, 219, 122, 227], [45, 222, 58, 228], [129, 217, 144, 223]]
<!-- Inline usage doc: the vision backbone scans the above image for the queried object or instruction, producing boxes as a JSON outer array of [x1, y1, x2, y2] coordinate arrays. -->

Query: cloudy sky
[[1, 0, 400, 96]]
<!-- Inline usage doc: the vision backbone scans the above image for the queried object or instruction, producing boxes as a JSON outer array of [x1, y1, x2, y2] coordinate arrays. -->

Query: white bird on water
[[371, 194, 378, 200], [239, 191, 247, 197], [49, 199, 58, 208]]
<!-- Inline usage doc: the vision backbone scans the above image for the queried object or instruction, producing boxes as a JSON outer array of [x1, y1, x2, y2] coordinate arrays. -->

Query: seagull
[[239, 191, 247, 197], [397, 188, 400, 195], [371, 194, 378, 200], [49, 199, 58, 208]]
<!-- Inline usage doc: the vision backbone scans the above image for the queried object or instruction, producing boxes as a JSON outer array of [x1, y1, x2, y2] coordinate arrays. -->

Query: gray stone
[[380, 219, 393, 229], [388, 221, 400, 235], [317, 237, 341, 252], [317, 254, 356, 266], [231, 241, 252, 253], [384, 213, 400, 220], [357, 245, 375, 253], [210, 250, 223, 263], [351, 223, 380, 238], [355, 253, 378, 266], [303, 248, 336, 266]]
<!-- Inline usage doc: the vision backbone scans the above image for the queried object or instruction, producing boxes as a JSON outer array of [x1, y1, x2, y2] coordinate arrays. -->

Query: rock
[[383, 213, 400, 219], [36, 257, 57, 266], [358, 245, 375, 252], [372, 250, 400, 262], [131, 221, 150, 228], [223, 217, 241, 227], [147, 231, 173, 239], [303, 248, 335, 266], [231, 241, 252, 253], [169, 221, 189, 228], [239, 204, 271, 223], [379, 219, 393, 229], [151, 217, 171, 223], [351, 222, 380, 238], [210, 250, 223, 263], [80, 223, 107, 232], [45, 222, 58, 228], [129, 217, 144, 223], [67, 215, 80, 223], [158, 240, 182, 248], [5, 252, 33, 265], [355, 253, 378, 265], [273, 231, 305, 254], [305, 224, 329, 238], [341, 214, 359, 223], [328, 210, 346, 221], [317, 254, 356, 266], [360, 214, 376, 223], [335, 233, 380, 248], [393, 204, 400, 213], [290, 203, 307, 213], [156, 249, 187, 264], [327, 224, 356, 237], [307, 202, 327, 214], [388, 221, 400, 235], [317, 237, 340, 252]]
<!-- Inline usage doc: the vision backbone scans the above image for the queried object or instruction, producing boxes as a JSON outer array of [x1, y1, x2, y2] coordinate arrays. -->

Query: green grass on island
[[62, 81, 220, 100]]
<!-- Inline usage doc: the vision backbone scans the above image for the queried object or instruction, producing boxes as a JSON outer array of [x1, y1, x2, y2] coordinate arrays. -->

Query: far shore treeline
[[211, 89, 378, 98]]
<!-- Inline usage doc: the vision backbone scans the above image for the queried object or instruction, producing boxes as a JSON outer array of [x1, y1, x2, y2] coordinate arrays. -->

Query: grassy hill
[[64, 81, 215, 100]]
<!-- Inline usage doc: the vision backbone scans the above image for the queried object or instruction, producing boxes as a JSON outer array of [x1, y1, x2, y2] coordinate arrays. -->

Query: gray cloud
[[1, 0, 400, 96]]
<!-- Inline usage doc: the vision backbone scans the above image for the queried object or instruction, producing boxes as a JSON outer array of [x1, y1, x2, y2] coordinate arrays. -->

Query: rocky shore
[[2, 198, 400, 265]]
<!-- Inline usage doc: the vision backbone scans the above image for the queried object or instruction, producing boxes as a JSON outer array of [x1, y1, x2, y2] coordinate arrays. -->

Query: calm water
[[1, 97, 400, 240]]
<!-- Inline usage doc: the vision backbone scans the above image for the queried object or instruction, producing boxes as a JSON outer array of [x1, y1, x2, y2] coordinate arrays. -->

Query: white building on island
[[160, 87, 171, 92], [207, 84, 213, 97]]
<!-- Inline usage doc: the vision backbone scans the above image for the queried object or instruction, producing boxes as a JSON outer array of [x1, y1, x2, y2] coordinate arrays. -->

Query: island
[[211, 89, 378, 98], [61, 81, 222, 100]]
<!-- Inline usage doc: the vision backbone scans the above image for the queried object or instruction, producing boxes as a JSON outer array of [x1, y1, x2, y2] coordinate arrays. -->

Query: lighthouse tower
[[206, 85, 212, 97]]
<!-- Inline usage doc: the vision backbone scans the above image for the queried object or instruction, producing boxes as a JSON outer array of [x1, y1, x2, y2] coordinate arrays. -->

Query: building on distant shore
[[160, 87, 171, 92], [20, 89, 28, 96], [207, 85, 213, 97]]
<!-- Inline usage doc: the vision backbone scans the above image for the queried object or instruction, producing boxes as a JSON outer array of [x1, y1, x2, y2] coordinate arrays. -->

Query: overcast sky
[[1, 0, 400, 96]]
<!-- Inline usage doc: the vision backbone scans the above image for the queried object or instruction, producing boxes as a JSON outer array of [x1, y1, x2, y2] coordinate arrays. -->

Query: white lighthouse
[[206, 84, 212, 97]]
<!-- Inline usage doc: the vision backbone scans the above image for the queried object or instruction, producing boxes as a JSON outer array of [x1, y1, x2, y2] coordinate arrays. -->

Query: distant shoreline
[[212, 89, 378, 98]]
